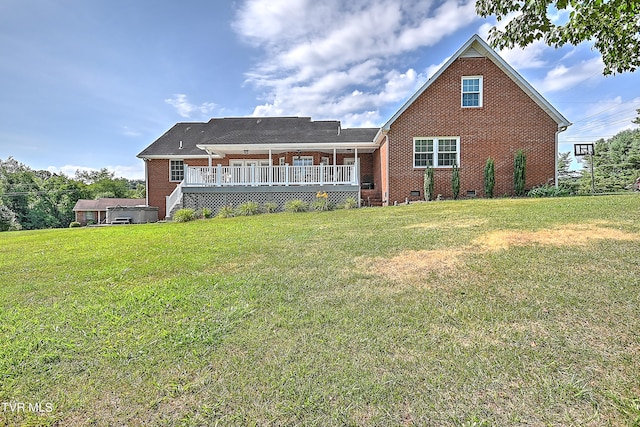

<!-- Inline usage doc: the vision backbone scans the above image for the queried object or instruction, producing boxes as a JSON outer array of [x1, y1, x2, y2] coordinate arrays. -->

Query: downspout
[[555, 124, 570, 188], [554, 129, 559, 188], [355, 147, 360, 207], [384, 133, 390, 205], [143, 158, 150, 207]]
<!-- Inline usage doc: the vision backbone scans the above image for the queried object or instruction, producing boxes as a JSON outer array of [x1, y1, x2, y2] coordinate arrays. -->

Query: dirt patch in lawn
[[361, 248, 470, 288], [474, 221, 639, 251], [362, 222, 638, 286]]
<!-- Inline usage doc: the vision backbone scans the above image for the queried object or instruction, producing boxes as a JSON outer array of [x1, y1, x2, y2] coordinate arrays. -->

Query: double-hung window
[[170, 159, 184, 182], [413, 137, 459, 168], [462, 76, 482, 107]]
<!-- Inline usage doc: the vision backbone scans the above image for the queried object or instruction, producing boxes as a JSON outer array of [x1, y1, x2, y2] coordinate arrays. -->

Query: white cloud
[[121, 126, 142, 137], [537, 57, 604, 92], [164, 94, 217, 119], [47, 164, 145, 180], [425, 56, 450, 79], [234, 0, 480, 126]]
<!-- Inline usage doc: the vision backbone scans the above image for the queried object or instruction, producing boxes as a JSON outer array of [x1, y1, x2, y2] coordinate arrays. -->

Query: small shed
[[72, 198, 146, 225]]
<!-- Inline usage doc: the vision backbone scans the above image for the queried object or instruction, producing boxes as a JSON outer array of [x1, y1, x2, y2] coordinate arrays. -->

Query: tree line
[[0, 157, 144, 231]]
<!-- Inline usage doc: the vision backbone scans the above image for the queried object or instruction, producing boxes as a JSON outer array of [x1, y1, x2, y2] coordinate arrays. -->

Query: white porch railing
[[165, 181, 184, 218], [184, 164, 359, 187]]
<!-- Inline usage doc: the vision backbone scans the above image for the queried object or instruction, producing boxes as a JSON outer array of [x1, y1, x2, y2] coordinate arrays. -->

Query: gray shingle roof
[[73, 198, 146, 211], [138, 117, 379, 157]]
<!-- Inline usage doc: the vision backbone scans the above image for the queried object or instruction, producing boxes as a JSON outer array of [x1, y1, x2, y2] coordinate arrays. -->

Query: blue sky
[[1, 0, 638, 179]]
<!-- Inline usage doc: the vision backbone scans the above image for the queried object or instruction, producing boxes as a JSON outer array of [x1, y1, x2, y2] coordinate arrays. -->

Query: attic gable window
[[170, 160, 184, 182], [414, 137, 460, 168], [462, 76, 482, 107]]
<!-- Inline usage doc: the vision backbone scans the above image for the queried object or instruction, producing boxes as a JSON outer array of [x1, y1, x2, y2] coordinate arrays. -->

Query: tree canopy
[[571, 129, 640, 192], [476, 0, 640, 74], [0, 157, 144, 230]]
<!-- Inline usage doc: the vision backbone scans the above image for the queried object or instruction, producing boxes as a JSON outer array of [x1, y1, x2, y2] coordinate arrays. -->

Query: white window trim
[[413, 137, 460, 168], [293, 156, 314, 166], [461, 76, 483, 108], [231, 159, 270, 167], [169, 159, 184, 182], [344, 157, 356, 165]]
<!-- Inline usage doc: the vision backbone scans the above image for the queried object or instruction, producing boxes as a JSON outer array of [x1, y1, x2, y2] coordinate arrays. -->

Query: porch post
[[354, 148, 359, 185], [216, 164, 222, 187], [355, 148, 361, 207], [333, 148, 337, 185], [269, 149, 273, 186]]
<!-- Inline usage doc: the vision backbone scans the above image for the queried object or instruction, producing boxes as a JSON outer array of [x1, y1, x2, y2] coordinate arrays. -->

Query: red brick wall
[[387, 56, 559, 203]]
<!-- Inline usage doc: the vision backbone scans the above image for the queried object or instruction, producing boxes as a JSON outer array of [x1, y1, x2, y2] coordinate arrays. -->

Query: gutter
[[555, 123, 572, 187]]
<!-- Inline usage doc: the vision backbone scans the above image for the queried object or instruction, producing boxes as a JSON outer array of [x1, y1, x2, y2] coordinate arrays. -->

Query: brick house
[[138, 35, 570, 219]]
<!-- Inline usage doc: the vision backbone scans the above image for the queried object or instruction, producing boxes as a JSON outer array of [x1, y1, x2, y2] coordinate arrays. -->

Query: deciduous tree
[[476, 0, 640, 74]]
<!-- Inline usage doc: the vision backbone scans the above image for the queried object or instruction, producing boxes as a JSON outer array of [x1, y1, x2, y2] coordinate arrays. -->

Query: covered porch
[[165, 141, 378, 217], [167, 162, 362, 218]]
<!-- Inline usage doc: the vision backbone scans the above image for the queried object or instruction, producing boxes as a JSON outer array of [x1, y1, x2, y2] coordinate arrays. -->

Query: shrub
[[451, 162, 460, 200], [423, 165, 434, 201], [342, 197, 358, 209], [484, 158, 495, 198], [173, 208, 196, 223], [311, 199, 334, 211], [199, 207, 213, 219], [236, 201, 261, 216], [217, 206, 235, 218], [263, 202, 278, 213], [0, 204, 20, 231], [514, 149, 527, 196], [69, 221, 82, 228], [527, 184, 571, 198], [284, 199, 309, 212], [311, 192, 333, 211]]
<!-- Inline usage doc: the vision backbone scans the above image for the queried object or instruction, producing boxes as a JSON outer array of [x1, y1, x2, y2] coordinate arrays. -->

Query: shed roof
[[73, 198, 146, 212]]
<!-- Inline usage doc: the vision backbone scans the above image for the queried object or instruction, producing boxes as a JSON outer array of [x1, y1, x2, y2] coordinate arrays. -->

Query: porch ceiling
[[195, 142, 379, 158]]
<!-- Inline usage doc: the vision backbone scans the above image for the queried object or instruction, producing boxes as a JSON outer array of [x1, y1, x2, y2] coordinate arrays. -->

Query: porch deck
[[166, 164, 361, 218]]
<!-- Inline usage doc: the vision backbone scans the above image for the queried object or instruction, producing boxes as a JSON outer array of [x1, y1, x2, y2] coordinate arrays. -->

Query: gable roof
[[73, 198, 146, 212], [138, 117, 380, 158], [383, 34, 571, 131]]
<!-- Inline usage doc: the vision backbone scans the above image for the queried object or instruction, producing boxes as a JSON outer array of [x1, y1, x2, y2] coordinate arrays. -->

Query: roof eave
[[196, 141, 379, 152]]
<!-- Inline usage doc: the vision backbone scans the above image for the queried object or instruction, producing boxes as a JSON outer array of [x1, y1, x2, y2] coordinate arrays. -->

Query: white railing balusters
[[182, 164, 359, 187]]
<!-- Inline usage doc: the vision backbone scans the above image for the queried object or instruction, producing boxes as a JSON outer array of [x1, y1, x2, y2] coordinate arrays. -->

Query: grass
[[1, 195, 639, 426]]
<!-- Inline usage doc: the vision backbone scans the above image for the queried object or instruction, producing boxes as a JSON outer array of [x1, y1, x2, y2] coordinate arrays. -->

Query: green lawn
[[1, 195, 639, 426]]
